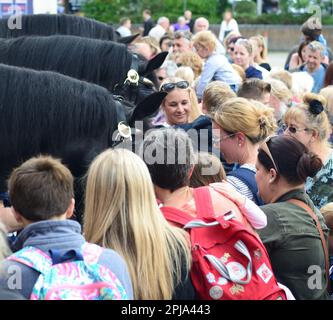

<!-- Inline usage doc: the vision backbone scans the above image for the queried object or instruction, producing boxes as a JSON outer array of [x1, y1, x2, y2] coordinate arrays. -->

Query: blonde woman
[[233, 38, 263, 80], [250, 35, 271, 71], [84, 148, 193, 300], [193, 30, 241, 100], [155, 77, 202, 126], [283, 93, 333, 208], [212, 97, 277, 205]]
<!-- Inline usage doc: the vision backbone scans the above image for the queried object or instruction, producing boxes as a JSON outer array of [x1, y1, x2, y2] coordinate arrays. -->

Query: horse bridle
[[120, 53, 154, 88]]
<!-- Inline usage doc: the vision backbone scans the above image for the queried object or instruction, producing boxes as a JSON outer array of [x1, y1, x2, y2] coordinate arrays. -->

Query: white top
[[116, 26, 131, 37], [218, 19, 239, 43], [148, 24, 166, 42]]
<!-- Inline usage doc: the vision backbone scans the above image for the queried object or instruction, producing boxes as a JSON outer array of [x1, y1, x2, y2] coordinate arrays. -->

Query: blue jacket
[[0, 220, 133, 299], [245, 66, 263, 79]]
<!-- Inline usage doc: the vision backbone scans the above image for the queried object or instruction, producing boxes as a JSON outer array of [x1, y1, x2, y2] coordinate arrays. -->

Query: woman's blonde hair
[[320, 85, 333, 122], [83, 148, 191, 300], [269, 70, 293, 90], [213, 97, 277, 144], [266, 78, 292, 105], [250, 35, 268, 61], [284, 92, 330, 142], [320, 202, 333, 235], [136, 36, 161, 56], [175, 66, 195, 86], [176, 51, 203, 79], [192, 30, 217, 52]]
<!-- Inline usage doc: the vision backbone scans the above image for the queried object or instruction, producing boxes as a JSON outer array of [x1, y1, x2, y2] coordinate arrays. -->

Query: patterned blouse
[[305, 150, 333, 208]]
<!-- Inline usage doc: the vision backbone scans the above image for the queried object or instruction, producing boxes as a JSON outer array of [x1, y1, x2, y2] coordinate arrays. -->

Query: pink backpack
[[161, 186, 286, 300], [7, 242, 128, 300]]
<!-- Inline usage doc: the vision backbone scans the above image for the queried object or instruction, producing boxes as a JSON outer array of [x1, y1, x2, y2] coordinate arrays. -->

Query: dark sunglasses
[[281, 124, 310, 134], [160, 80, 190, 92]]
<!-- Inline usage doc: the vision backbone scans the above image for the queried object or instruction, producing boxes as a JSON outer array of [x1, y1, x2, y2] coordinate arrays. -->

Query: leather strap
[[287, 199, 330, 292]]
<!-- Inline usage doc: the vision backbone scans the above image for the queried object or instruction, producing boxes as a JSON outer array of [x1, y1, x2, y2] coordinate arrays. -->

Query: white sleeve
[[218, 21, 225, 43], [242, 197, 267, 229]]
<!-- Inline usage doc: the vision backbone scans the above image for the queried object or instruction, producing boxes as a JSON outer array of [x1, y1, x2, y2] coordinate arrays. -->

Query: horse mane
[[0, 35, 132, 90], [0, 63, 125, 186], [0, 14, 118, 40]]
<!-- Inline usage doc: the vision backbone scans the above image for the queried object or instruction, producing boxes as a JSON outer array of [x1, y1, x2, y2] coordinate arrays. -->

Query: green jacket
[[258, 188, 329, 300]]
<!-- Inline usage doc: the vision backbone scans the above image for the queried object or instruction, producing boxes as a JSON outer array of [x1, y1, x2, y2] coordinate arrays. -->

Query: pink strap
[[193, 186, 215, 219]]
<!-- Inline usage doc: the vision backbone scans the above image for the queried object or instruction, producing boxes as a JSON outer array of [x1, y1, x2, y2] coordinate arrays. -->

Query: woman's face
[[283, 118, 313, 147], [161, 38, 173, 52], [301, 45, 308, 63], [227, 42, 235, 61], [255, 159, 272, 204], [233, 44, 251, 69], [162, 88, 191, 125], [212, 122, 238, 164], [194, 43, 210, 59]]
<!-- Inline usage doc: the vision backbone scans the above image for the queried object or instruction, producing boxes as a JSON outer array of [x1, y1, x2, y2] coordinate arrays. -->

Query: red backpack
[[161, 186, 286, 300]]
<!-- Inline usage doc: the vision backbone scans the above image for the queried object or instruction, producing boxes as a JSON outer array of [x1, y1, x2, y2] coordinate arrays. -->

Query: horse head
[[113, 51, 168, 106], [0, 35, 167, 106]]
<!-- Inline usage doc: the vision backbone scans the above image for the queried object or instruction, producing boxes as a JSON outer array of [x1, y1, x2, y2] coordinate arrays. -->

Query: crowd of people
[[0, 9, 332, 301]]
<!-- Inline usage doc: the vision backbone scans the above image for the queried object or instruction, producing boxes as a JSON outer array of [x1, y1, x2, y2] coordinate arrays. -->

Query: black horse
[[0, 13, 139, 44], [0, 35, 167, 106], [0, 63, 166, 223]]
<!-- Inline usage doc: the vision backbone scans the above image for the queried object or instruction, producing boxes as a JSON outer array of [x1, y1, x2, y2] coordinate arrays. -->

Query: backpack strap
[[160, 206, 195, 227], [227, 167, 263, 205], [287, 199, 330, 293], [7, 246, 52, 275], [193, 186, 215, 219]]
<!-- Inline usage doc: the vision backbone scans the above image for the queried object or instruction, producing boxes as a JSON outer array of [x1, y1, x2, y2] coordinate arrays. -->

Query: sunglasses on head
[[260, 135, 279, 173], [160, 80, 190, 92]]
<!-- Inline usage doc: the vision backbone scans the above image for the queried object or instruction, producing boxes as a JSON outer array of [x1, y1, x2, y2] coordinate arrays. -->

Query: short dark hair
[[258, 135, 322, 185], [8, 156, 74, 221], [237, 78, 271, 101], [140, 128, 196, 192]]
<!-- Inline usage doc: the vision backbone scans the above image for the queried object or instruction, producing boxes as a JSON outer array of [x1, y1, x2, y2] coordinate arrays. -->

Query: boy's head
[[8, 156, 74, 223], [237, 78, 271, 105]]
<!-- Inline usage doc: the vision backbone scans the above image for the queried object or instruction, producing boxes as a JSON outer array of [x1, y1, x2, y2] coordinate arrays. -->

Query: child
[[0, 156, 133, 299]]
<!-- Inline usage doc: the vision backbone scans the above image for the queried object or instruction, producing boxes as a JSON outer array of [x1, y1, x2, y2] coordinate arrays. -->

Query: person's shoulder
[[98, 247, 126, 266]]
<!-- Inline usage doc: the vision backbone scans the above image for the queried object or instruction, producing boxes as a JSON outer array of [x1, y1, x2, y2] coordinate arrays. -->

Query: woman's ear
[[268, 168, 278, 183], [310, 128, 320, 142], [236, 132, 246, 147]]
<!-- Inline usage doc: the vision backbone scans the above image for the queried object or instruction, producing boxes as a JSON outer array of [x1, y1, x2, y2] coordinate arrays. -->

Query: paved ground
[[268, 51, 289, 70]]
